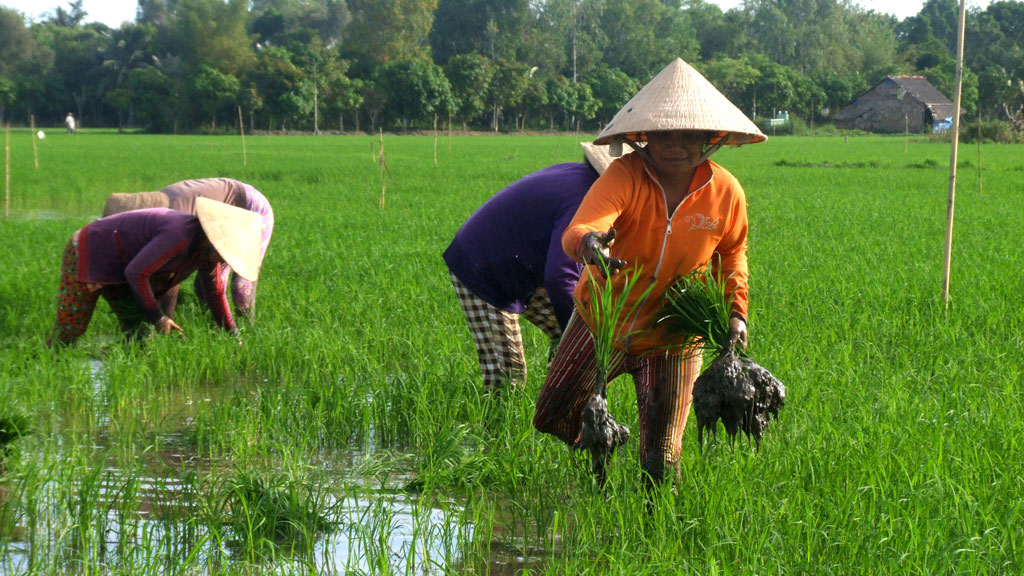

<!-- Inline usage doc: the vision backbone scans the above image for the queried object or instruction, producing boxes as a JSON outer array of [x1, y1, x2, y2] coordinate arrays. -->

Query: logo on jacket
[[685, 213, 720, 231]]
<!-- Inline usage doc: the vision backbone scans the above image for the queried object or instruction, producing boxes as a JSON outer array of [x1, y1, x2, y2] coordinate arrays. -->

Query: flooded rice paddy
[[0, 359, 543, 575], [4, 134, 1024, 574]]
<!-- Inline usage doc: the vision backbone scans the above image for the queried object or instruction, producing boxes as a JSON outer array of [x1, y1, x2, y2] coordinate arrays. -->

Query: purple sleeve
[[123, 234, 190, 324], [195, 261, 237, 332], [544, 210, 584, 331]]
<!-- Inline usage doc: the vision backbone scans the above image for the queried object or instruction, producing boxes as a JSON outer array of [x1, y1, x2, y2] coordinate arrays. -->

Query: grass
[[0, 129, 1023, 573]]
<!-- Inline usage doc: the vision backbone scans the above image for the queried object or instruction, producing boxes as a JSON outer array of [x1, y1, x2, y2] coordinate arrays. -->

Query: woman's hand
[[155, 315, 183, 336], [580, 229, 627, 276], [728, 316, 747, 351]]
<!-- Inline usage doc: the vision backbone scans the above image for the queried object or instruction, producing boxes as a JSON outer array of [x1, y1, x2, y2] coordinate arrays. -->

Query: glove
[[728, 315, 748, 351], [580, 229, 627, 277]]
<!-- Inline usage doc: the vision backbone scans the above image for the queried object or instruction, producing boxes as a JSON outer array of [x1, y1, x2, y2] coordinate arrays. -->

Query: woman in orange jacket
[[533, 58, 767, 485]]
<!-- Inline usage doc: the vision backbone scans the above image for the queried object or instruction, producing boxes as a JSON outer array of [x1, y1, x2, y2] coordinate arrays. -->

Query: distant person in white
[[65, 113, 76, 134]]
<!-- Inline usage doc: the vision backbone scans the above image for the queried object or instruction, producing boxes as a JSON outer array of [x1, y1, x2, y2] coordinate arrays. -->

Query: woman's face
[[644, 130, 708, 175], [196, 233, 222, 266]]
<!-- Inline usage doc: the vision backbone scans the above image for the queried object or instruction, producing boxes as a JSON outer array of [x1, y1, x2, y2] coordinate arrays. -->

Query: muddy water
[[2, 481, 469, 574], [1, 361, 503, 574], [1, 436, 474, 574]]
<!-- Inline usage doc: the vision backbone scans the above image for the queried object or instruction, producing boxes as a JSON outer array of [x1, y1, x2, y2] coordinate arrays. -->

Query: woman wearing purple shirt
[[48, 198, 262, 346], [443, 143, 613, 393], [102, 178, 274, 323]]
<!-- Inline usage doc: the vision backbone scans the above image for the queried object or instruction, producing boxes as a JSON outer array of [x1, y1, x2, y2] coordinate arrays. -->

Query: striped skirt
[[533, 313, 702, 482]]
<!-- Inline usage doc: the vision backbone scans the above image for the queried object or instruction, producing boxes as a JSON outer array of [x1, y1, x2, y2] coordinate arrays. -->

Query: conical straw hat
[[594, 58, 766, 153], [102, 192, 170, 217], [195, 197, 262, 281], [580, 142, 615, 175]]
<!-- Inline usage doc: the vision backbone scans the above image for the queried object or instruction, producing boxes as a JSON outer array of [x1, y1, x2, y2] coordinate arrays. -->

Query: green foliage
[[445, 52, 495, 125], [0, 410, 30, 455], [170, 0, 253, 77], [959, 118, 1023, 143], [344, 0, 438, 64], [657, 265, 735, 358], [1, 134, 1024, 573], [245, 46, 310, 130], [585, 65, 638, 125], [2, 0, 1024, 135], [580, 265, 651, 383], [378, 57, 454, 129], [188, 65, 241, 129], [212, 468, 335, 556]]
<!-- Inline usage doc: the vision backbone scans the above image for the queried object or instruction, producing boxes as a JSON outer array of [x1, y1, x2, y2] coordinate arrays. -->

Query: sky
[[0, 0, 999, 29]]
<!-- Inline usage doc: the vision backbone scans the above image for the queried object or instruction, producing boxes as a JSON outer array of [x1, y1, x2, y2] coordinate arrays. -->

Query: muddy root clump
[[578, 389, 630, 486], [692, 350, 785, 447]]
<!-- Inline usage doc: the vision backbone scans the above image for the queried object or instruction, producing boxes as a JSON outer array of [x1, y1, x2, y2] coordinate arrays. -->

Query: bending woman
[[49, 198, 262, 346]]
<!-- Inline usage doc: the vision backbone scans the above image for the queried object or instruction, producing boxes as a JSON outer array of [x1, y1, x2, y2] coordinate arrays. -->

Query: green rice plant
[[576, 262, 652, 486], [1, 134, 1023, 574], [0, 409, 30, 473], [210, 467, 335, 561], [657, 264, 786, 446], [655, 264, 733, 354]]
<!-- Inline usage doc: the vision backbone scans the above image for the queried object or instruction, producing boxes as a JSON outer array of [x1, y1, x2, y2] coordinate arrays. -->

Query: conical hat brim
[[195, 197, 262, 281], [594, 58, 766, 149], [102, 192, 170, 217], [580, 142, 615, 175]]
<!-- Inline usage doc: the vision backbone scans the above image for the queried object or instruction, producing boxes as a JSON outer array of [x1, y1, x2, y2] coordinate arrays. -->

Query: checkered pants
[[533, 313, 703, 483], [451, 273, 562, 391]]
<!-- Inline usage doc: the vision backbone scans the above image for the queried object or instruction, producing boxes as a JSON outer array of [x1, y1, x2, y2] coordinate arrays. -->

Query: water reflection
[[2, 479, 467, 574], [0, 363, 482, 573]]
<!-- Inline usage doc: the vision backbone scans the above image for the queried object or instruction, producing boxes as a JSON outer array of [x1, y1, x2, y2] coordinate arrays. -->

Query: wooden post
[[941, 0, 968, 311], [433, 114, 438, 167], [30, 115, 38, 169], [238, 106, 247, 167], [5, 124, 10, 219]]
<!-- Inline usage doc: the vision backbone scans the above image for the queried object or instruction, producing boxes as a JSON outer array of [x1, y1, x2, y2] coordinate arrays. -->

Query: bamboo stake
[[30, 115, 38, 169], [238, 106, 247, 167], [5, 124, 10, 219], [904, 112, 909, 154], [977, 108, 983, 196], [941, 0, 968, 311], [433, 114, 438, 167], [377, 129, 390, 208]]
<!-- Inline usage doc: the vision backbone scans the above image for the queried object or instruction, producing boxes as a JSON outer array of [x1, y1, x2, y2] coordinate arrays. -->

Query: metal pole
[[940, 0, 968, 310]]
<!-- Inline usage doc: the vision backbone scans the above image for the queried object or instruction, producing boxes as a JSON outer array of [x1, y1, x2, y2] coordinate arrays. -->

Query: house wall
[[835, 81, 930, 133]]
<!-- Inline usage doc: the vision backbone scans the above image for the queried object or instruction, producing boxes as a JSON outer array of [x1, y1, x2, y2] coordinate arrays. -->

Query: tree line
[[1, 0, 1022, 134]]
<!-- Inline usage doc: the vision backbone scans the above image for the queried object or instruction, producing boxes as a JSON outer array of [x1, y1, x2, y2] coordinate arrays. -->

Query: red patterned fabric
[[533, 313, 702, 482]]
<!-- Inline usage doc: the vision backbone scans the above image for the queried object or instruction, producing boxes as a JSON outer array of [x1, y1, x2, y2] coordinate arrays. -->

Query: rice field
[[1, 129, 1023, 574]]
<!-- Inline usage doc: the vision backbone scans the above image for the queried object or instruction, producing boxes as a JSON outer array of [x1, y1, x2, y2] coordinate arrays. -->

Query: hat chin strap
[[625, 139, 655, 164], [698, 141, 723, 164], [625, 139, 724, 172]]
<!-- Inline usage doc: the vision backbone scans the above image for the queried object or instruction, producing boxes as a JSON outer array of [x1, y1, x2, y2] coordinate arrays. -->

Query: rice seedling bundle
[[657, 267, 785, 446]]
